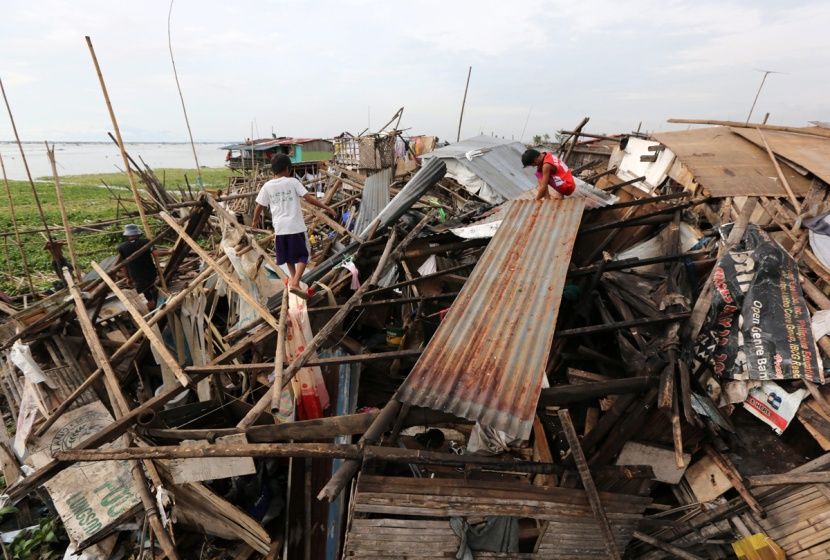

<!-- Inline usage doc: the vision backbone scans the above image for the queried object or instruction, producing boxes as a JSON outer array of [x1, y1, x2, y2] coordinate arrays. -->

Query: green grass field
[[0, 167, 235, 296]]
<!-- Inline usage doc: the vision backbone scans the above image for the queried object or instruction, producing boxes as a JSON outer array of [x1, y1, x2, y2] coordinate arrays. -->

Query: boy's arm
[[302, 192, 336, 217], [536, 163, 554, 200]]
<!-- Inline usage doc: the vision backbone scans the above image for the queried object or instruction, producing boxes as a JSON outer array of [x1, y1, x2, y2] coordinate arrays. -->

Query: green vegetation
[[0, 167, 234, 296], [6, 516, 68, 560]]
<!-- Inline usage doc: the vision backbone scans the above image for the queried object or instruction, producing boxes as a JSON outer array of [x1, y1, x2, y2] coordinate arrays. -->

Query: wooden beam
[[667, 118, 830, 139], [537, 377, 658, 407], [185, 348, 425, 375], [63, 269, 180, 559], [270, 288, 289, 411], [54, 442, 562, 475], [554, 314, 690, 338], [747, 471, 830, 487], [63, 269, 131, 415], [558, 409, 621, 560]]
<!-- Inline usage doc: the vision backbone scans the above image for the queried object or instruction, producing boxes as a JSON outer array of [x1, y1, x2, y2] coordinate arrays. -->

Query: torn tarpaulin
[[696, 224, 822, 383]]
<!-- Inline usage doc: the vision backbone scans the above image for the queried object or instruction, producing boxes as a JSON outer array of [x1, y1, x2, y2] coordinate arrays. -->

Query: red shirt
[[537, 152, 575, 196]]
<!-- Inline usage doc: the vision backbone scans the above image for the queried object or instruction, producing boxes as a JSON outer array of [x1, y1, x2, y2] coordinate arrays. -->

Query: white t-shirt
[[255, 177, 308, 235]]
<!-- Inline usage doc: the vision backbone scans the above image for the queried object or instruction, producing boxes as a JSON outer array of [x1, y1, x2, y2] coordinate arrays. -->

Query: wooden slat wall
[[757, 484, 830, 559], [342, 476, 650, 559]]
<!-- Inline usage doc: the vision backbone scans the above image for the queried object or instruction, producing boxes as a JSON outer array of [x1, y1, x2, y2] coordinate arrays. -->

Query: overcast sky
[[1, 0, 828, 143]]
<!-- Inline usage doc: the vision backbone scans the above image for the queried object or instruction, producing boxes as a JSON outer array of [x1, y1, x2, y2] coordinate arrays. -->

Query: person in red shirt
[[521, 148, 576, 200]]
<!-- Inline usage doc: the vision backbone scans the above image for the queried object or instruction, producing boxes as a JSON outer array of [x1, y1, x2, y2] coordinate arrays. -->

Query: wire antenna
[[746, 68, 788, 125]]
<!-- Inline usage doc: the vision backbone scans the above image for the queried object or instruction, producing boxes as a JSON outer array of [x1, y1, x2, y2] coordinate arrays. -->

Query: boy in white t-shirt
[[253, 154, 335, 298]]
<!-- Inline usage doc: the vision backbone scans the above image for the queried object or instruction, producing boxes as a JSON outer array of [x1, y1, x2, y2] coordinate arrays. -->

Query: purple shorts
[[274, 232, 310, 265]]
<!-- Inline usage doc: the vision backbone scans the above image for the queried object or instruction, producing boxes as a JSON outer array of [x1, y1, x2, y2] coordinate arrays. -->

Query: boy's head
[[271, 154, 293, 176], [521, 148, 542, 167]]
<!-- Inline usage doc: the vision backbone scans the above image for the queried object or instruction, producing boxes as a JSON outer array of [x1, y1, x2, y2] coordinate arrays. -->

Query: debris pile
[[3, 117, 830, 559]]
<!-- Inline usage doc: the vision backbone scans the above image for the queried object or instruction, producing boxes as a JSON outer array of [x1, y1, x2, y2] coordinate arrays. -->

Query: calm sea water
[[0, 142, 228, 181]]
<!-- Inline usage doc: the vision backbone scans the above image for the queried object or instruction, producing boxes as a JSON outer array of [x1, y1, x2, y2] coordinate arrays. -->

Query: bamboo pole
[[237, 226, 405, 430], [167, 0, 202, 188], [0, 77, 57, 269], [91, 262, 190, 386], [1, 235, 12, 280], [33, 254, 227, 437], [270, 288, 289, 411], [0, 153, 36, 296], [456, 66, 472, 142], [755, 127, 802, 214], [84, 36, 167, 290], [45, 143, 83, 283], [53, 443, 560, 474], [63, 268, 180, 560], [667, 118, 830, 139], [158, 211, 280, 331]]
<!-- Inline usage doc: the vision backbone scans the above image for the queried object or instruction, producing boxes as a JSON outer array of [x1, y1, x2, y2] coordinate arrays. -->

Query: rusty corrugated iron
[[396, 198, 585, 439]]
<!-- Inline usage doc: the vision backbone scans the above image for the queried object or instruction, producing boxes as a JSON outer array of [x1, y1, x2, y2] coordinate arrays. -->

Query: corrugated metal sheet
[[356, 157, 446, 239], [423, 135, 535, 201], [450, 179, 615, 239], [352, 167, 392, 235], [396, 198, 585, 439], [424, 135, 617, 208]]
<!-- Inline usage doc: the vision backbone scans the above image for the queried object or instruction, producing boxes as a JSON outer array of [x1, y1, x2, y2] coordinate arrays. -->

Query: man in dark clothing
[[43, 240, 73, 292], [116, 224, 169, 310]]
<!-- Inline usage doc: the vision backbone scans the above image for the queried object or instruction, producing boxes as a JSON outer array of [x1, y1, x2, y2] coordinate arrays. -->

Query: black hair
[[521, 148, 541, 167], [271, 153, 293, 174]]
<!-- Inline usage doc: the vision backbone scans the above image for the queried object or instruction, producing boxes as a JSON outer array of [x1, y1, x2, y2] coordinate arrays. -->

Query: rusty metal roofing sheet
[[651, 127, 811, 198], [396, 198, 585, 439]]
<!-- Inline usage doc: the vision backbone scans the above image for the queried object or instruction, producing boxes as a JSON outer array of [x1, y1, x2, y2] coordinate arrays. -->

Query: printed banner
[[696, 224, 822, 383]]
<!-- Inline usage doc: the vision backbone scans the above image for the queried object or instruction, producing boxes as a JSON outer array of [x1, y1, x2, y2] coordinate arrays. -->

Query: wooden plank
[[685, 455, 733, 502], [616, 442, 689, 484], [652, 127, 811, 197], [356, 475, 651, 508], [169, 434, 257, 484], [558, 409, 622, 560], [533, 414, 556, 487]]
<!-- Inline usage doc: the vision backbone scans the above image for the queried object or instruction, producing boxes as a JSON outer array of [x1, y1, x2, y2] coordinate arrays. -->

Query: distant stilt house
[[221, 137, 334, 176]]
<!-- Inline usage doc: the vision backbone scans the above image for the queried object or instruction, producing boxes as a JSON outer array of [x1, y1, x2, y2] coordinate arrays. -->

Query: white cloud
[[0, 0, 827, 142]]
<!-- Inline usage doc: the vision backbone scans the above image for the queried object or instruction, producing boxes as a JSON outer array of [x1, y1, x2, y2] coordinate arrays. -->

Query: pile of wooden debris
[[3, 118, 830, 560]]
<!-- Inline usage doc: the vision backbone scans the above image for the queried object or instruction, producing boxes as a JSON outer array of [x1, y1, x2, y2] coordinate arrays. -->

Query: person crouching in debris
[[252, 153, 336, 299], [43, 240, 73, 292], [117, 224, 169, 311], [521, 148, 576, 200]]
